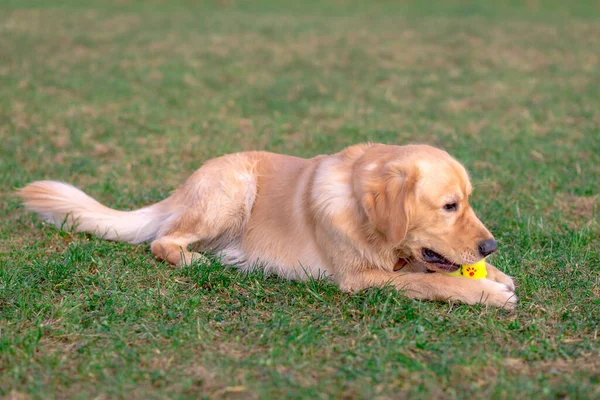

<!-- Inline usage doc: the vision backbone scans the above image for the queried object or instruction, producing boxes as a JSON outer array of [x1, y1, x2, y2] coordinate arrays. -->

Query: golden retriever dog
[[18, 144, 517, 309]]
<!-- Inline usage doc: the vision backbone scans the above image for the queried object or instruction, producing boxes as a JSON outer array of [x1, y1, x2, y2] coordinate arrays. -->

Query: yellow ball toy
[[445, 259, 487, 279]]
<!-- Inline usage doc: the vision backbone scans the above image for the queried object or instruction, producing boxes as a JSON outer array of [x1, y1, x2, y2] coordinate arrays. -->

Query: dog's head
[[355, 144, 496, 272]]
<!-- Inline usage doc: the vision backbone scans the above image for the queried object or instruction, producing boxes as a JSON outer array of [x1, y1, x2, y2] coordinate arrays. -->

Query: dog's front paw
[[494, 273, 516, 292], [478, 279, 518, 310], [485, 263, 516, 291]]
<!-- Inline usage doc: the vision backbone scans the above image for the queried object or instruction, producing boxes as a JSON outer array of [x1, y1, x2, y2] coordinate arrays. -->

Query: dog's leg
[[339, 269, 517, 310], [485, 262, 515, 291], [398, 259, 516, 294], [151, 234, 209, 267], [150, 153, 260, 268]]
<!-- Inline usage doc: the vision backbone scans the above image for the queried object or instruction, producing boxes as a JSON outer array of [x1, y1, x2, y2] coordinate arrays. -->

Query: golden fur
[[18, 144, 517, 309]]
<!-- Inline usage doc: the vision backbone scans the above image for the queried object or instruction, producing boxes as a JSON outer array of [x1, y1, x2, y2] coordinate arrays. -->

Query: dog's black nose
[[478, 238, 498, 257]]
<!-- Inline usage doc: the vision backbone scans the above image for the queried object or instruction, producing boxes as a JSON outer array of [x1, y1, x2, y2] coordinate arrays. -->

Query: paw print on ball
[[445, 259, 487, 279], [459, 260, 487, 279]]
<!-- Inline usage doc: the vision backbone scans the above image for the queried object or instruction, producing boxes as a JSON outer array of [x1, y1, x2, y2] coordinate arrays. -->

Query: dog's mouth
[[421, 248, 461, 272]]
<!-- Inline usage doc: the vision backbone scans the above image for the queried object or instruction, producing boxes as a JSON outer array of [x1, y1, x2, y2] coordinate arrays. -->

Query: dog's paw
[[478, 279, 518, 310], [490, 271, 515, 292], [485, 263, 516, 291]]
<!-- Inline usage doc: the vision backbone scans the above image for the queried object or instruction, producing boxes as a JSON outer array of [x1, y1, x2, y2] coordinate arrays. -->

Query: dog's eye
[[443, 202, 458, 212]]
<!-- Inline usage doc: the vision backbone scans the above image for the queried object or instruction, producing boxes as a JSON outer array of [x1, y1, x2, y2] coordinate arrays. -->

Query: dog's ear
[[362, 165, 416, 245]]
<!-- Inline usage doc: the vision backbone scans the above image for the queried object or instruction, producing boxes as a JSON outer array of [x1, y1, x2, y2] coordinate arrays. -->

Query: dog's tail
[[17, 181, 173, 243]]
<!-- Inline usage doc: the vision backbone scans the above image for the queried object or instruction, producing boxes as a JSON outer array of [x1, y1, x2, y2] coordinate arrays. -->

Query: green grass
[[1, 0, 599, 398]]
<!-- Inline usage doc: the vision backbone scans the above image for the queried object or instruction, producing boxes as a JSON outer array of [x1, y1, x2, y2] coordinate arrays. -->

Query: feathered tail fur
[[17, 181, 173, 243]]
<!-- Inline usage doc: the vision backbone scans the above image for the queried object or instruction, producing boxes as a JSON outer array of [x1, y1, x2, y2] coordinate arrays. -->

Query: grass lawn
[[1, 0, 599, 398]]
